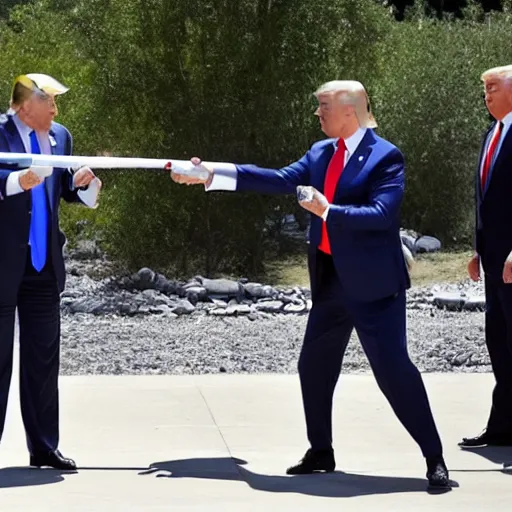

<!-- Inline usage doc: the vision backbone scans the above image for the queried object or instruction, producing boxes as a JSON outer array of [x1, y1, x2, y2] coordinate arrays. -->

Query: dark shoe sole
[[427, 483, 452, 494], [286, 466, 335, 475], [459, 441, 512, 449], [458, 442, 487, 449], [427, 477, 456, 493], [30, 459, 77, 471]]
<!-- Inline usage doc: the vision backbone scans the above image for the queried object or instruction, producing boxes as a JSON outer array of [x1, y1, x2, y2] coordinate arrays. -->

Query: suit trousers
[[298, 251, 443, 458], [0, 246, 61, 454], [484, 274, 512, 434]]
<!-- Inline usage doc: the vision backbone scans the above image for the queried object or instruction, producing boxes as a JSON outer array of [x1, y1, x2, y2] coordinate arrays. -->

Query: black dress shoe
[[458, 430, 512, 448], [286, 448, 335, 475], [30, 450, 77, 470], [426, 457, 451, 491]]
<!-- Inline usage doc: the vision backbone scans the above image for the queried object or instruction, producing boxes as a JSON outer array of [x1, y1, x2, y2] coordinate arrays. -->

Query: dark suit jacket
[[0, 114, 81, 301], [236, 129, 410, 302], [475, 121, 512, 278]]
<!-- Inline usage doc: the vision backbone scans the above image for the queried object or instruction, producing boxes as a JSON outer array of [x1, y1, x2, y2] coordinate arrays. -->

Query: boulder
[[433, 292, 464, 310], [170, 299, 196, 315], [414, 235, 441, 254], [202, 278, 243, 298]]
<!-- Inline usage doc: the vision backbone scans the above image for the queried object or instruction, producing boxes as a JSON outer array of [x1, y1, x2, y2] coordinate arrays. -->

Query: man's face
[[484, 76, 512, 121], [314, 92, 350, 137], [20, 92, 58, 131]]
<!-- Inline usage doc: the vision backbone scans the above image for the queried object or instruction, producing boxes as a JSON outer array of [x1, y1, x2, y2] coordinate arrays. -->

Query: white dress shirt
[[205, 127, 368, 222], [321, 127, 367, 220], [5, 114, 52, 196]]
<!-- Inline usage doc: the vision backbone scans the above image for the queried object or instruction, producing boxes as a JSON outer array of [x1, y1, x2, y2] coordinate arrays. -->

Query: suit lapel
[[335, 129, 374, 197], [317, 140, 335, 191], [485, 123, 512, 195], [476, 127, 492, 206], [4, 116, 26, 153]]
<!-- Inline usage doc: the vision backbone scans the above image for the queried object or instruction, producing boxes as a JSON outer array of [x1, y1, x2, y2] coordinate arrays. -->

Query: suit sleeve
[[236, 152, 311, 194], [0, 132, 11, 200], [59, 128, 81, 203], [207, 151, 311, 195], [326, 149, 404, 231]]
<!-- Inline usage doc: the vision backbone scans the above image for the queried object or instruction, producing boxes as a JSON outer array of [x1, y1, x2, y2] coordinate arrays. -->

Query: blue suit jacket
[[0, 114, 81, 300], [475, 121, 512, 277], [236, 129, 410, 302]]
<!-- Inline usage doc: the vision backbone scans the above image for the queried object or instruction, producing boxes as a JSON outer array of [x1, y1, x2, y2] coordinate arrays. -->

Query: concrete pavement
[[0, 370, 511, 511]]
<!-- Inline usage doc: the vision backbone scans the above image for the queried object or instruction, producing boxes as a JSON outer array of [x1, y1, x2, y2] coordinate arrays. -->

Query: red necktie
[[481, 122, 503, 193], [318, 138, 346, 254]]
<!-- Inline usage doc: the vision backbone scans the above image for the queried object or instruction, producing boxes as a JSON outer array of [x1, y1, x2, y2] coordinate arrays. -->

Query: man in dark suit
[[461, 65, 512, 449], [0, 74, 101, 469], [170, 80, 450, 490]]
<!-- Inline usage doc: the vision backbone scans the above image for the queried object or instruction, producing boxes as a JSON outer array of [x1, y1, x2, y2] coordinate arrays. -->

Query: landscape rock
[[201, 278, 243, 299], [400, 234, 417, 253], [433, 291, 465, 310], [463, 295, 486, 311], [414, 235, 442, 254], [170, 299, 196, 315], [56, 247, 491, 377], [254, 300, 285, 313]]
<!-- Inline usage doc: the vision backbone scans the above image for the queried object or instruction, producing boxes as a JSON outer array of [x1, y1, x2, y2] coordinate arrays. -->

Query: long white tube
[[0, 152, 216, 180]]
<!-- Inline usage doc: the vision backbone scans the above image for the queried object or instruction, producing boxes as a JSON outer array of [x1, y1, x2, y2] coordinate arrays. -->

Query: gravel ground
[[58, 280, 488, 376]]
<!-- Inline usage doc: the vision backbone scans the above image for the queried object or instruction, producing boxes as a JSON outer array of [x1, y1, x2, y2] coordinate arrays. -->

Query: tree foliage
[[374, 1, 512, 244], [0, 0, 510, 275]]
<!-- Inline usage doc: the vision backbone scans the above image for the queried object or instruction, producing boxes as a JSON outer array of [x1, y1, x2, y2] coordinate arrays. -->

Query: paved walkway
[[0, 371, 511, 511]]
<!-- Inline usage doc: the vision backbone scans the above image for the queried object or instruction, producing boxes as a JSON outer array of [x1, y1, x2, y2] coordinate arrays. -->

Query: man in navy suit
[[170, 80, 450, 490], [0, 74, 101, 469], [461, 65, 512, 449]]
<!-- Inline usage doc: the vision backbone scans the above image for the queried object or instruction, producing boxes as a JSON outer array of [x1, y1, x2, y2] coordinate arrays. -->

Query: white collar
[[336, 127, 367, 154], [500, 111, 512, 129], [12, 113, 33, 138]]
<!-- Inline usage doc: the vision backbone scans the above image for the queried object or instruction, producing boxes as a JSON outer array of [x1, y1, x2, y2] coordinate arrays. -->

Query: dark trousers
[[0, 248, 61, 454], [298, 252, 443, 458], [484, 274, 512, 434]]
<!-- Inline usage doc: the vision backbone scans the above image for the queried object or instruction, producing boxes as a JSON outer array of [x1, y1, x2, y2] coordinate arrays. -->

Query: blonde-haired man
[[170, 80, 449, 491], [0, 74, 101, 470], [462, 65, 512, 448]]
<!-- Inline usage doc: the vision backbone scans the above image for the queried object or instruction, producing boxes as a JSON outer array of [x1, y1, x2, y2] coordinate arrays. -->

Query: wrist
[[321, 204, 330, 221], [205, 171, 214, 188]]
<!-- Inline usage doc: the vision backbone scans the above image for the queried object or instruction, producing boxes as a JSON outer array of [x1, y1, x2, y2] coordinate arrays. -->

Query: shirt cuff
[[321, 205, 330, 221], [6, 171, 25, 196], [205, 163, 238, 191], [69, 169, 76, 191], [77, 177, 100, 208]]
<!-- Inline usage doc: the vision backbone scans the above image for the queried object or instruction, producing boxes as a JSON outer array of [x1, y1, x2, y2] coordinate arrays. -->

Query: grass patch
[[409, 250, 473, 286], [265, 254, 311, 288], [266, 250, 473, 288]]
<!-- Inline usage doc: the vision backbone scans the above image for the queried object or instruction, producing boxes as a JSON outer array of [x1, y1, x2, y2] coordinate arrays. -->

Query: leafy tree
[[40, 0, 390, 276], [0, 0, 32, 19], [374, 1, 512, 245]]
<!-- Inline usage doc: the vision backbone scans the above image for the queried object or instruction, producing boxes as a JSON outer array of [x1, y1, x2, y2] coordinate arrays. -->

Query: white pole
[[0, 152, 215, 180]]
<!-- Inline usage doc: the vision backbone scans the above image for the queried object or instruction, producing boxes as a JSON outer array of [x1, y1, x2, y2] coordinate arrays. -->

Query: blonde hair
[[314, 80, 377, 128], [481, 65, 512, 83], [10, 79, 38, 111]]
